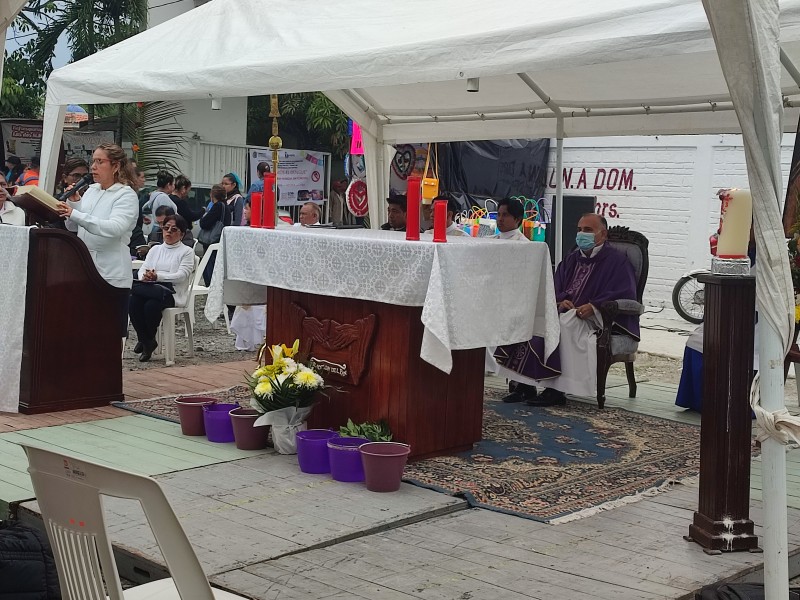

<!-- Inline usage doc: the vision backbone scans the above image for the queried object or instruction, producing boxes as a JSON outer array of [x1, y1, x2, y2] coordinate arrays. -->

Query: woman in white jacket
[[56, 143, 139, 334], [129, 214, 195, 362]]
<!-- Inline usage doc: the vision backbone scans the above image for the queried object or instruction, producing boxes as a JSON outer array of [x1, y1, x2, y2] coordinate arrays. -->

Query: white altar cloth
[[0, 225, 31, 413], [205, 227, 559, 373]]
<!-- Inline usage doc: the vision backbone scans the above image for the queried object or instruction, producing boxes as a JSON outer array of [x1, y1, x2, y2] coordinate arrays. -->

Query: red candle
[[262, 174, 276, 229], [406, 175, 421, 241], [433, 199, 447, 243], [250, 192, 263, 228]]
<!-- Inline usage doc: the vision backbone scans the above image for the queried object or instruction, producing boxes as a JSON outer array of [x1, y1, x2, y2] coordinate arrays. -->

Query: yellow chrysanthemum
[[253, 366, 269, 378], [254, 380, 273, 397], [293, 370, 319, 388]]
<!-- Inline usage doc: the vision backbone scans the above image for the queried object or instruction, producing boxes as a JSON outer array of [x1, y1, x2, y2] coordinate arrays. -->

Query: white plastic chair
[[21, 443, 247, 599], [153, 255, 198, 366], [189, 242, 231, 334]]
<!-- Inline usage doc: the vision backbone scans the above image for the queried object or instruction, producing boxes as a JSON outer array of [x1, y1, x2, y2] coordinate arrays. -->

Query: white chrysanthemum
[[312, 372, 324, 387], [282, 358, 298, 374]]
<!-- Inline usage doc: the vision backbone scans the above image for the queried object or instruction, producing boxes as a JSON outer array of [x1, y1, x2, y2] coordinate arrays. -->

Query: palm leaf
[[124, 101, 188, 175]]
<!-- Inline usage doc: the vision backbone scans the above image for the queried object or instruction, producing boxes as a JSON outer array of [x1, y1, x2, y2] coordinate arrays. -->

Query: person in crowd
[[495, 213, 639, 406], [5, 155, 23, 185], [329, 178, 351, 225], [493, 197, 528, 240], [0, 173, 25, 225], [424, 196, 465, 237], [19, 155, 40, 187], [129, 214, 195, 362], [147, 206, 195, 247], [55, 143, 139, 337], [143, 170, 176, 215], [243, 199, 251, 226], [297, 201, 321, 226], [128, 166, 148, 253], [247, 161, 270, 202], [221, 172, 245, 226], [199, 184, 230, 285], [56, 157, 90, 198], [380, 195, 408, 231], [170, 174, 203, 226]]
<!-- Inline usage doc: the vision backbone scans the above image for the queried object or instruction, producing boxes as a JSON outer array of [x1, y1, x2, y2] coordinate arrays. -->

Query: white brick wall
[[546, 134, 796, 310]]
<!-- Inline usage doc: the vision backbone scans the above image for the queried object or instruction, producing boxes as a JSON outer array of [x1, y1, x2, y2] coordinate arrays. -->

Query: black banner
[[439, 139, 551, 209]]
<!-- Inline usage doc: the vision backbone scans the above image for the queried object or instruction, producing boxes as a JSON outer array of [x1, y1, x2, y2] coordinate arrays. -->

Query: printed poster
[[248, 147, 327, 207]]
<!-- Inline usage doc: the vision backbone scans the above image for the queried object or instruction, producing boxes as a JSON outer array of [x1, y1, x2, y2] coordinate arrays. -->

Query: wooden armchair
[[596, 226, 649, 409]]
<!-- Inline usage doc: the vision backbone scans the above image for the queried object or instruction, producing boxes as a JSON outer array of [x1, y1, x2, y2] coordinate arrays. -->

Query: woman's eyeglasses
[[162, 226, 180, 233], [91, 158, 110, 165]]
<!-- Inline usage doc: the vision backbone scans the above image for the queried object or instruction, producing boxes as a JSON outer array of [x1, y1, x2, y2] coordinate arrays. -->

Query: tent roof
[[43, 0, 800, 142]]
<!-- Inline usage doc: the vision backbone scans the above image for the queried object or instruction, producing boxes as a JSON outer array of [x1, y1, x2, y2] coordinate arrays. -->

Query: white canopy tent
[[37, 0, 800, 596]]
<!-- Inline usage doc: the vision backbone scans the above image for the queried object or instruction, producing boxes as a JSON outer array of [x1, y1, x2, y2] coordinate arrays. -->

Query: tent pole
[[781, 48, 800, 88], [40, 103, 67, 193], [555, 118, 564, 264], [760, 325, 790, 598]]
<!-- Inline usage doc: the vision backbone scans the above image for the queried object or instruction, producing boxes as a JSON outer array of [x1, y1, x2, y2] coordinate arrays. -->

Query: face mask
[[576, 231, 596, 251]]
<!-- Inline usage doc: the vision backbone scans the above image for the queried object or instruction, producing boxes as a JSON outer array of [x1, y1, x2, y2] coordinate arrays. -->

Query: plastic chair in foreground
[[22, 443, 247, 599]]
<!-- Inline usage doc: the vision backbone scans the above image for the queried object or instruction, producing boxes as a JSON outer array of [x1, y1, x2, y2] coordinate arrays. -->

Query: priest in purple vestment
[[495, 213, 639, 406]]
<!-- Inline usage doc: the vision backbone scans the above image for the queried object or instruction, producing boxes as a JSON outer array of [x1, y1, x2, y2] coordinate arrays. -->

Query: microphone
[[56, 173, 94, 201]]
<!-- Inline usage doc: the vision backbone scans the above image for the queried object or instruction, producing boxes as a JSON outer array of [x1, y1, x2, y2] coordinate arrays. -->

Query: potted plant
[[338, 419, 393, 442], [245, 339, 329, 454]]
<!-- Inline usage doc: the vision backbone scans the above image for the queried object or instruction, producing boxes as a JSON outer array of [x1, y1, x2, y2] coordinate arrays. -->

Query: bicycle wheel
[[672, 274, 705, 324]]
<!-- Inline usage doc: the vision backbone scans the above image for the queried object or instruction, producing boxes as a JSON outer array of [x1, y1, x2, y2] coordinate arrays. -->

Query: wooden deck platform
[[4, 362, 800, 599]]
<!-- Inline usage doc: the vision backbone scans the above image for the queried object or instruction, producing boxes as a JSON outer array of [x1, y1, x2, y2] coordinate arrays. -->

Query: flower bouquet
[[245, 339, 327, 454]]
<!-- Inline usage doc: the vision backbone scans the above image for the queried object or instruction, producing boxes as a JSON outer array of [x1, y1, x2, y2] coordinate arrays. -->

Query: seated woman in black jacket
[[199, 184, 230, 285]]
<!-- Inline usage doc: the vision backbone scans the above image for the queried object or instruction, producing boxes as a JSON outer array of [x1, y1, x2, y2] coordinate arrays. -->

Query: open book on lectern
[[10, 186, 62, 223]]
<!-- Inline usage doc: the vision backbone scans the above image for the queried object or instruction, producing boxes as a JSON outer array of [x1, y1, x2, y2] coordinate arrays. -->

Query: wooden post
[[686, 273, 759, 553]]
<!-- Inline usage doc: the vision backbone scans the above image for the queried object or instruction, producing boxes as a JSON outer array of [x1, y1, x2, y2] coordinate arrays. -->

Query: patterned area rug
[[403, 388, 704, 523], [113, 386, 252, 423]]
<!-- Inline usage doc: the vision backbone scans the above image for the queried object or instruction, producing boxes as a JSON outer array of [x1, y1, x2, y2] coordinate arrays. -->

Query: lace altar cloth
[[0, 226, 31, 412], [205, 227, 559, 373]]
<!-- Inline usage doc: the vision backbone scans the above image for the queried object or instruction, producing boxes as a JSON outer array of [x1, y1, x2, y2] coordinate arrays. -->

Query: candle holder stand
[[685, 271, 758, 554]]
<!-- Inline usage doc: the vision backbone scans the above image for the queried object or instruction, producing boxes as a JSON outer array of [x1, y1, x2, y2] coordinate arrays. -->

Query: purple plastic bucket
[[297, 430, 339, 474], [328, 437, 369, 482], [203, 403, 238, 443]]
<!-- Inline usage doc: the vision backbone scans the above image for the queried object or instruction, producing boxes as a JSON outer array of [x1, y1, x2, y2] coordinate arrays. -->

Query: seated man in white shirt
[[297, 201, 321, 226], [424, 196, 465, 237], [493, 197, 528, 241]]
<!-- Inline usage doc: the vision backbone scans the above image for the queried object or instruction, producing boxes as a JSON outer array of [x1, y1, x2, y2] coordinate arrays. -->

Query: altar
[[206, 227, 558, 458]]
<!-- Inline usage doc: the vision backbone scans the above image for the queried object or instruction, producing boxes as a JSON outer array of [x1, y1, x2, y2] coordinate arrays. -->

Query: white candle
[[716, 188, 752, 259]]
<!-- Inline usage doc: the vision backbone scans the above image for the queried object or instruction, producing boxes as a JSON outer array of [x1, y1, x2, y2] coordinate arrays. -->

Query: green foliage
[[248, 93, 349, 158], [24, 0, 147, 73], [339, 419, 393, 442], [124, 101, 188, 176], [0, 49, 45, 118]]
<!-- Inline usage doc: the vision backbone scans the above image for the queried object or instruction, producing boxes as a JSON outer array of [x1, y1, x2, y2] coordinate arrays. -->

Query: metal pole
[[269, 94, 282, 222], [760, 319, 790, 600], [555, 117, 564, 264]]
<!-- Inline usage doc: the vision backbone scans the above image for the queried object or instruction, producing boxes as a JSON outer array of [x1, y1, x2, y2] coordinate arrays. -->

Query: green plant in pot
[[339, 419, 393, 442]]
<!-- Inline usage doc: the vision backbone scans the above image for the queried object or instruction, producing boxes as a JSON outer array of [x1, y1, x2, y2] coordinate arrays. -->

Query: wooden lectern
[[19, 228, 127, 414]]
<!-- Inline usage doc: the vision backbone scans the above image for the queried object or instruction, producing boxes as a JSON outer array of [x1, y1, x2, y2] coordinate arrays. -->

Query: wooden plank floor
[[0, 359, 258, 516], [10, 366, 800, 598]]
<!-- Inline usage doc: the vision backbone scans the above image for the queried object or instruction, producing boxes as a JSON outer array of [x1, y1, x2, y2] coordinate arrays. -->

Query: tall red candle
[[250, 191, 263, 227], [433, 199, 447, 243], [262, 174, 276, 229], [406, 175, 421, 241]]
